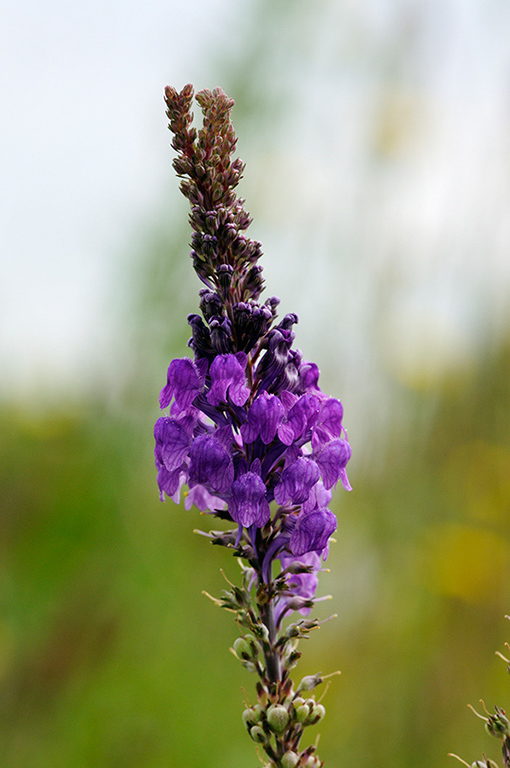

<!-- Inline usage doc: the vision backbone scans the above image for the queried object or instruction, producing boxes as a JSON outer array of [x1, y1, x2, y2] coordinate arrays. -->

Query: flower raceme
[[154, 83, 352, 768], [154, 84, 351, 593]]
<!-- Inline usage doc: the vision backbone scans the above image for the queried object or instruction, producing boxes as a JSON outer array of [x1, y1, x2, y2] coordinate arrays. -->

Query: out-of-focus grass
[[1, 205, 510, 768], [1, 336, 510, 767]]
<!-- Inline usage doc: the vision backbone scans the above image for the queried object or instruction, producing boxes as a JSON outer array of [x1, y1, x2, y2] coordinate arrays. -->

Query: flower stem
[[260, 598, 281, 685]]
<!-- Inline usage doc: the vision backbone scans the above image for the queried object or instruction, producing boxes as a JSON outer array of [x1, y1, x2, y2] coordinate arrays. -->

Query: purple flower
[[274, 457, 320, 506], [289, 507, 337, 556], [241, 391, 284, 444], [188, 433, 234, 494], [207, 352, 250, 406], [314, 438, 352, 491], [159, 357, 206, 412], [229, 470, 270, 527], [154, 417, 191, 472]]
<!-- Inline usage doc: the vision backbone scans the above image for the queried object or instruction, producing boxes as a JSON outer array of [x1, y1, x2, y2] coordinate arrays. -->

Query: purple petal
[[314, 438, 351, 490], [156, 465, 184, 501], [317, 397, 343, 439], [160, 358, 204, 411], [184, 484, 227, 513], [229, 471, 270, 527], [188, 434, 234, 494], [289, 508, 337, 556], [278, 393, 320, 445], [300, 361, 321, 392], [274, 457, 320, 506], [207, 352, 250, 406], [241, 392, 284, 444], [154, 417, 190, 471]]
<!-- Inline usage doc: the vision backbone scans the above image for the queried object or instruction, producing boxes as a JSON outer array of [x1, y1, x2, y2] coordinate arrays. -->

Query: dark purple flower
[[289, 507, 337, 556], [241, 391, 284, 444], [207, 352, 250, 406], [314, 438, 352, 491], [229, 471, 270, 527], [188, 433, 234, 494], [159, 357, 206, 411], [154, 416, 191, 472], [274, 457, 320, 506]]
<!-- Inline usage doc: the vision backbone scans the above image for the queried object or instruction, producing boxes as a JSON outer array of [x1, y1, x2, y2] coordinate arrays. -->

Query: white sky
[[2, 0, 510, 417], [0, 0, 249, 395]]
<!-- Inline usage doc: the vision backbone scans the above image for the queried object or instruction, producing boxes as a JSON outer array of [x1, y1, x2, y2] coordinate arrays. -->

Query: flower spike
[[154, 84, 352, 767]]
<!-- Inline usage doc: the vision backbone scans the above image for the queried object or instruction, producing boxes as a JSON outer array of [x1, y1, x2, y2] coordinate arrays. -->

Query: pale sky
[[0, 0, 250, 395], [2, 0, 510, 422]]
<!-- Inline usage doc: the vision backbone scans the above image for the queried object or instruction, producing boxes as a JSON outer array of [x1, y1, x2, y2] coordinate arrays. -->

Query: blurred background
[[2, 0, 510, 766]]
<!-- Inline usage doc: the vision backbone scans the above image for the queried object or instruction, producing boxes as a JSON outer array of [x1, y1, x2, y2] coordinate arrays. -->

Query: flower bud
[[266, 704, 289, 734], [249, 725, 267, 743], [280, 751, 299, 768]]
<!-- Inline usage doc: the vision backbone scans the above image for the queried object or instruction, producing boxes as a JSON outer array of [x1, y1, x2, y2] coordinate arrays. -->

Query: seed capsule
[[280, 751, 299, 768], [249, 725, 266, 743], [308, 703, 326, 725], [266, 704, 289, 734]]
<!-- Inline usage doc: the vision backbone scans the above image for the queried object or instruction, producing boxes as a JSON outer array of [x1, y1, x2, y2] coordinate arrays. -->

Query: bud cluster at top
[[155, 85, 352, 605]]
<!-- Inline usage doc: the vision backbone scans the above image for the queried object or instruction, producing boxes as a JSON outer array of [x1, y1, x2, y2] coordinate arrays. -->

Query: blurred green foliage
[[1, 309, 510, 767]]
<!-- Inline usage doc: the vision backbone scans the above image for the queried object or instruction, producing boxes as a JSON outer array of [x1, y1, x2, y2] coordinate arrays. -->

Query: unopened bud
[[281, 751, 299, 768], [266, 704, 289, 734]]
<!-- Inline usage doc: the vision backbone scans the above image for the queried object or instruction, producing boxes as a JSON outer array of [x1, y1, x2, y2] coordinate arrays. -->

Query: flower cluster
[[154, 84, 351, 768], [156, 84, 351, 587]]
